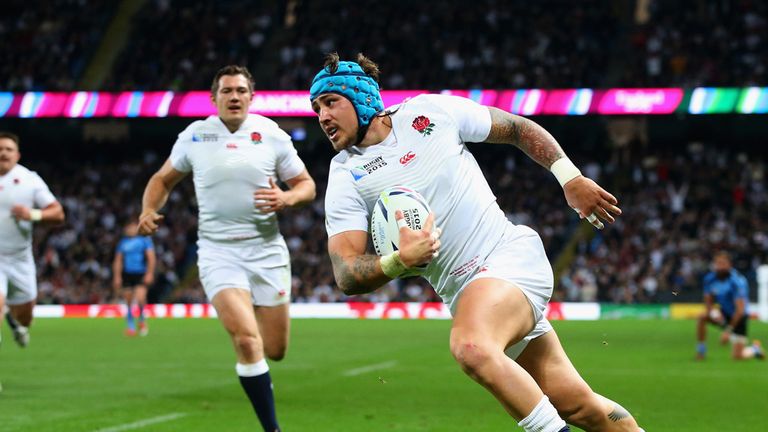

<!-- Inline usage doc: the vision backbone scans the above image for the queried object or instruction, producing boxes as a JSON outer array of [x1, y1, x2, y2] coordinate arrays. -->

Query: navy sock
[[5, 312, 19, 330], [239, 372, 280, 432], [559, 427, 571, 432]]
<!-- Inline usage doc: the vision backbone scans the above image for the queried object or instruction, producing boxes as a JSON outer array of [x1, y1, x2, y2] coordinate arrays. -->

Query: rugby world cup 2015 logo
[[351, 156, 387, 181], [192, 133, 218, 142], [411, 115, 435, 136]]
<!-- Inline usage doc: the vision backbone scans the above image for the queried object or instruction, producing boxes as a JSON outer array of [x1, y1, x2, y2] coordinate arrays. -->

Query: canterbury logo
[[399, 151, 416, 166]]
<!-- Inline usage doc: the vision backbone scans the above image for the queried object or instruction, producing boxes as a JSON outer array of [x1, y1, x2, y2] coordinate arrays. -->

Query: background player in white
[[138, 65, 316, 432], [311, 54, 643, 432], [0, 132, 65, 349]]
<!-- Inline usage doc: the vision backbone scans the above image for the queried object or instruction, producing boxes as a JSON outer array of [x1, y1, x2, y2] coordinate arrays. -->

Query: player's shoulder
[[390, 94, 468, 127], [184, 117, 215, 133], [329, 151, 353, 170], [731, 270, 749, 285], [11, 163, 33, 176], [245, 114, 292, 142], [703, 272, 716, 283], [403, 93, 473, 112], [328, 151, 363, 188], [177, 118, 215, 141], [13, 164, 44, 182], [393, 94, 445, 113]]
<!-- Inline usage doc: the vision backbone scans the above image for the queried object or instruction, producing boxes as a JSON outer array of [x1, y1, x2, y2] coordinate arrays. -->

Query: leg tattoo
[[607, 403, 631, 422]]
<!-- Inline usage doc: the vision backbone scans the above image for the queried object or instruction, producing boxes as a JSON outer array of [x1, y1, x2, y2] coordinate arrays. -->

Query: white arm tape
[[550, 158, 582, 187], [30, 209, 43, 222], [380, 251, 408, 279]]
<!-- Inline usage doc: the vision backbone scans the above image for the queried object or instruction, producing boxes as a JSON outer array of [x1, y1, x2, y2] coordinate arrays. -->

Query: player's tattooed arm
[[329, 252, 390, 295], [485, 107, 567, 169]]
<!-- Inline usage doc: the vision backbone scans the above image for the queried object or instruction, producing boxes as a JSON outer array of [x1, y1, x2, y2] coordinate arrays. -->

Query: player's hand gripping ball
[[370, 186, 433, 276]]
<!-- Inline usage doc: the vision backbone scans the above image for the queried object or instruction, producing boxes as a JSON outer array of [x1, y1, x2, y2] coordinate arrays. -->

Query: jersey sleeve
[[273, 129, 306, 181], [31, 172, 57, 208], [169, 129, 193, 173], [734, 275, 749, 299], [702, 273, 714, 295], [425, 94, 492, 143], [324, 165, 369, 237], [116, 239, 127, 255], [143, 236, 155, 251]]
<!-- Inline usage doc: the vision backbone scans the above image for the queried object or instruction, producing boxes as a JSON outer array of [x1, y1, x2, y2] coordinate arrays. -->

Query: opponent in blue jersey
[[697, 252, 763, 360], [112, 220, 155, 336]]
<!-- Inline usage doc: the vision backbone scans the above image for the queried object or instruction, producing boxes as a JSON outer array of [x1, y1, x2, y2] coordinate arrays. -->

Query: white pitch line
[[342, 360, 398, 377], [92, 413, 187, 432]]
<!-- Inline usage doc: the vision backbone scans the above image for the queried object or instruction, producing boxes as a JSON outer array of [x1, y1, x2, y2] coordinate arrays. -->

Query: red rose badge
[[411, 115, 435, 136], [251, 132, 262, 144]]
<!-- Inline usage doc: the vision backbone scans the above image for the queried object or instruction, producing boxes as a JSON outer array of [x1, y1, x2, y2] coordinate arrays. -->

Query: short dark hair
[[322, 52, 381, 84], [211, 65, 254, 96], [0, 131, 20, 147]]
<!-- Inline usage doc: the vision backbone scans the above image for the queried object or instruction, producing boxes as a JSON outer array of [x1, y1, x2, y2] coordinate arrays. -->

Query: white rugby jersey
[[170, 114, 305, 265], [0, 164, 57, 253], [325, 94, 528, 306]]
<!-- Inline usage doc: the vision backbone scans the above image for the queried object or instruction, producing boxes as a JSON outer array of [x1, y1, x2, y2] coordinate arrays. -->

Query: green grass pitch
[[1, 318, 765, 431]]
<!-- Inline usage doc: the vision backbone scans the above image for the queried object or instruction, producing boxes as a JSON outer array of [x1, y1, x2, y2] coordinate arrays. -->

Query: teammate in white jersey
[[0, 132, 65, 350], [311, 54, 643, 432], [138, 66, 316, 432]]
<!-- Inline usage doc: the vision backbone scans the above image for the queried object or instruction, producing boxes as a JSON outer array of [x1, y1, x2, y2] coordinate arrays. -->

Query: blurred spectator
[[6, 0, 767, 92], [0, 0, 115, 91], [103, 0, 280, 91], [624, 0, 768, 86]]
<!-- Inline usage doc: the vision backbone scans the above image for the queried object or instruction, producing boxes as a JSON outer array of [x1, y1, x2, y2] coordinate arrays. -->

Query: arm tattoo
[[486, 108, 566, 168], [329, 251, 383, 295], [607, 404, 631, 422]]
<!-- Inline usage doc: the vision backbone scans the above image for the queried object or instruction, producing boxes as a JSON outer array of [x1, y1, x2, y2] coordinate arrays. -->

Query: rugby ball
[[370, 186, 432, 269]]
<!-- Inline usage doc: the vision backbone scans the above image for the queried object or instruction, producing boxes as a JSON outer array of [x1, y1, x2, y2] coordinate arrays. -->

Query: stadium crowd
[[3, 0, 767, 91], [623, 0, 768, 87], [0, 0, 115, 91]]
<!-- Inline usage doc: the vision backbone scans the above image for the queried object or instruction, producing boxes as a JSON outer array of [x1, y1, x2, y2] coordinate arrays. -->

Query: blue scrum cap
[[310, 60, 384, 127]]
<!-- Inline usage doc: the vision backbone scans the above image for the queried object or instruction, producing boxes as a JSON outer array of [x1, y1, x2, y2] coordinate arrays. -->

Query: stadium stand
[[6, 0, 766, 91], [0, 0, 116, 91]]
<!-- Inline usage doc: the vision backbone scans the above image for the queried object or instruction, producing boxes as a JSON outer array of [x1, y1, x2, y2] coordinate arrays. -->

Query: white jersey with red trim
[[325, 94, 534, 307], [0, 164, 57, 254], [170, 114, 305, 266]]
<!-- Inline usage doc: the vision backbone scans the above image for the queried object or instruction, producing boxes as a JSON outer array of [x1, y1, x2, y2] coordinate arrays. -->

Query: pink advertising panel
[[596, 88, 683, 114]]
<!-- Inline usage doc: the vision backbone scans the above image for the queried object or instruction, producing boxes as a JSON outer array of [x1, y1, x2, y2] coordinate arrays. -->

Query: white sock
[[236, 359, 269, 377], [518, 395, 567, 432]]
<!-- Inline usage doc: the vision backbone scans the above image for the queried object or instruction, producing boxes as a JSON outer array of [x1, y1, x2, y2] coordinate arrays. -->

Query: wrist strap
[[380, 251, 408, 279], [550, 158, 582, 187], [30, 209, 43, 222]]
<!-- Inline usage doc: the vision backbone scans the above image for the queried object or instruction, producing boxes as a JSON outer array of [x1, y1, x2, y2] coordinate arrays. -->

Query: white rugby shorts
[[460, 224, 554, 359], [197, 239, 291, 306], [0, 248, 38, 305]]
